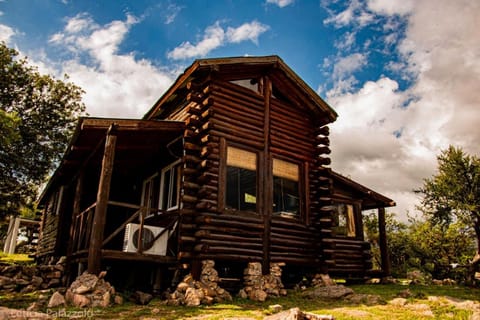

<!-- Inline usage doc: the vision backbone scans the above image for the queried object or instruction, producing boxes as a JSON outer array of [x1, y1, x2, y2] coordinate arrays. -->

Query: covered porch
[[39, 117, 185, 277], [326, 171, 396, 278]]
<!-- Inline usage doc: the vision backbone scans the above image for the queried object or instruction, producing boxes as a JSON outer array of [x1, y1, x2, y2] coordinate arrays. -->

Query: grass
[[2, 284, 479, 319], [0, 252, 34, 265]]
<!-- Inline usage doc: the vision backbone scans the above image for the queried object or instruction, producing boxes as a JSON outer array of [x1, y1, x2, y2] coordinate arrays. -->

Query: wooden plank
[[88, 127, 117, 274]]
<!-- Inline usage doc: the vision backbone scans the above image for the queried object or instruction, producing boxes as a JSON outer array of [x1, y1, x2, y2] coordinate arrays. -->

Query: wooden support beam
[[262, 76, 272, 275], [378, 207, 391, 276], [88, 126, 117, 275]]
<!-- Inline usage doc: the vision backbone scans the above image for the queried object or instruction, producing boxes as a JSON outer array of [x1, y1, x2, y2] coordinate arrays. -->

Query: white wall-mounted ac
[[123, 223, 168, 255]]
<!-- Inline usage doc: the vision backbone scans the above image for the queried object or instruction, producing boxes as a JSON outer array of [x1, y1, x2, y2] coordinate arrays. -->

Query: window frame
[[331, 201, 358, 238], [140, 172, 160, 217], [224, 144, 259, 214], [159, 159, 182, 212], [272, 157, 303, 220]]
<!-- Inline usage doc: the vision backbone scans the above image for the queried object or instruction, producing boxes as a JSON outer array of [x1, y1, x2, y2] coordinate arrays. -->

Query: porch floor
[[69, 249, 178, 265]]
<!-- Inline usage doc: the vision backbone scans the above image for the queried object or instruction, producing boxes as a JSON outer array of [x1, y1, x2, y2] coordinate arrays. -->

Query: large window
[[226, 146, 257, 212], [141, 160, 181, 216], [160, 160, 181, 211], [273, 158, 300, 218], [332, 203, 356, 237]]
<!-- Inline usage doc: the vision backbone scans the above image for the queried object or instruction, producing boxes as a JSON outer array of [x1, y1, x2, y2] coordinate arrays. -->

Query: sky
[[1, 0, 479, 222]]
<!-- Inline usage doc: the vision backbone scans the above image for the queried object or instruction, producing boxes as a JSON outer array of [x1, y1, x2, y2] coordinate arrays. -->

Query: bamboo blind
[[227, 146, 257, 170], [273, 158, 299, 182], [346, 204, 356, 237]]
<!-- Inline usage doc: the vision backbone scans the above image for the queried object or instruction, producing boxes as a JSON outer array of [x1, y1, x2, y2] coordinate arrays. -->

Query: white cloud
[[167, 22, 225, 60], [324, 0, 375, 28], [266, 0, 295, 8], [226, 21, 269, 44], [334, 31, 356, 51], [47, 13, 175, 118], [332, 53, 367, 80], [167, 20, 269, 60], [0, 24, 15, 43], [367, 0, 414, 16], [163, 3, 183, 24], [327, 0, 480, 221]]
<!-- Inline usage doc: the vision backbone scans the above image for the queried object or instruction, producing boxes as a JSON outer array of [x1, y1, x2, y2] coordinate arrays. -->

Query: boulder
[[264, 307, 334, 320], [48, 291, 66, 308], [302, 285, 354, 299], [132, 291, 153, 305]]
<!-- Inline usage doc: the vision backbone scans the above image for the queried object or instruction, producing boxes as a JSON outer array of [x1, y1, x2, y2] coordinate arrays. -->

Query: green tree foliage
[[364, 212, 474, 281], [0, 42, 85, 218], [417, 146, 480, 268]]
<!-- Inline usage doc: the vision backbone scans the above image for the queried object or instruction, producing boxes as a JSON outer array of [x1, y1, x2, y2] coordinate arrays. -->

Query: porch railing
[[70, 201, 179, 255]]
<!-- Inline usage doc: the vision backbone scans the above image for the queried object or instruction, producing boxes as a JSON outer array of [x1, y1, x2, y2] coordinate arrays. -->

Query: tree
[[0, 42, 85, 218], [364, 211, 475, 281], [364, 211, 410, 277], [417, 146, 480, 280]]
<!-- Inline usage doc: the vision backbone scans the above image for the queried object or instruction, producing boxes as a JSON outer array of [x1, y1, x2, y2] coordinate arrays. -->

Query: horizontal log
[[270, 256, 320, 265], [210, 119, 264, 143], [197, 172, 218, 184], [195, 200, 217, 210], [202, 245, 263, 256], [211, 81, 264, 109], [270, 100, 312, 123], [315, 145, 331, 155], [195, 230, 260, 242], [197, 253, 262, 262], [315, 126, 330, 136], [210, 130, 264, 149], [316, 157, 331, 166], [196, 216, 263, 230], [212, 100, 264, 125], [199, 239, 262, 250], [196, 225, 262, 237], [179, 236, 196, 243], [213, 112, 263, 136], [315, 136, 330, 146], [270, 147, 311, 162], [182, 195, 198, 203]]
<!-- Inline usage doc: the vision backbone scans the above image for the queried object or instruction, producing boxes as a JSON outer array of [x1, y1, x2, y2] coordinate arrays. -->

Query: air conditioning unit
[[123, 223, 168, 255]]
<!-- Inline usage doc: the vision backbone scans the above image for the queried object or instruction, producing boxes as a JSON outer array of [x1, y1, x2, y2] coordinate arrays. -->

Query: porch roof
[[38, 117, 185, 205], [331, 171, 396, 210]]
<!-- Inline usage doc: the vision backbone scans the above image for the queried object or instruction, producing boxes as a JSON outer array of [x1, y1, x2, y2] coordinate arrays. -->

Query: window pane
[[161, 170, 170, 210], [226, 166, 256, 212], [333, 203, 356, 237], [170, 165, 179, 208], [273, 159, 299, 218], [273, 176, 299, 217]]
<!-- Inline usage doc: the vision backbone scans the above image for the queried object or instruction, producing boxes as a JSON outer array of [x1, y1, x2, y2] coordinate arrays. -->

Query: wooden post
[[88, 126, 117, 275], [262, 76, 272, 275], [378, 207, 391, 276]]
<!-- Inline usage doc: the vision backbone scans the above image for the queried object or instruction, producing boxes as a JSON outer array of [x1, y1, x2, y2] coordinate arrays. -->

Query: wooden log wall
[[36, 192, 60, 258], [269, 97, 331, 266], [169, 78, 336, 268], [322, 238, 373, 276]]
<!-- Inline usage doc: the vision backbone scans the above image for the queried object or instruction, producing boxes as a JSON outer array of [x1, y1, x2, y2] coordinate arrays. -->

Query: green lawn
[[2, 283, 479, 319]]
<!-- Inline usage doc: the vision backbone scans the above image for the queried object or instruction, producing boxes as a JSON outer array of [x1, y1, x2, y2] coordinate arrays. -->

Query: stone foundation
[[167, 260, 232, 306], [0, 256, 66, 293], [238, 262, 287, 301]]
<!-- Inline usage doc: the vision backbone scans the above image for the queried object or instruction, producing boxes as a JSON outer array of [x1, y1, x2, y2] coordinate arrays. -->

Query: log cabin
[[36, 56, 395, 290]]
